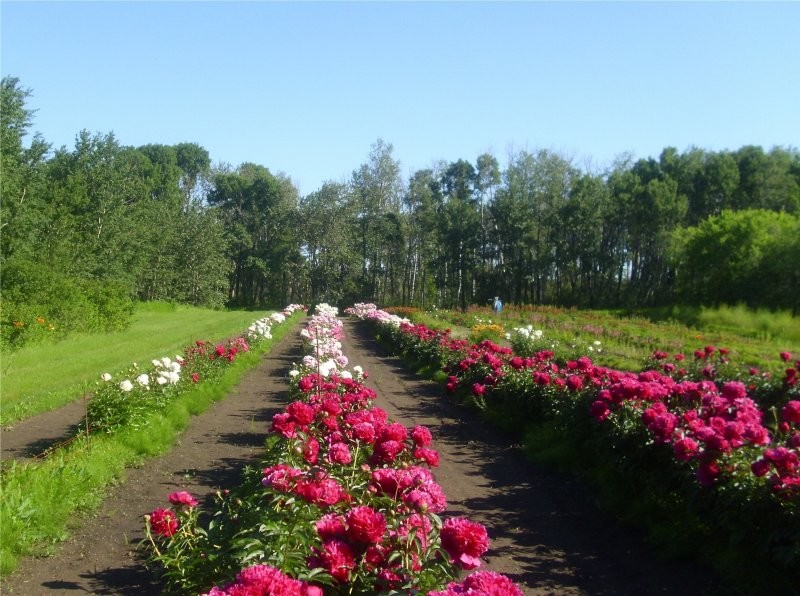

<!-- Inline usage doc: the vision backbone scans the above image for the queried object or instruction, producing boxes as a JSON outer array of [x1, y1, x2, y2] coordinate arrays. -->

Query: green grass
[[415, 303, 796, 376], [0, 314, 301, 577], [618, 303, 800, 343], [1, 303, 273, 426]]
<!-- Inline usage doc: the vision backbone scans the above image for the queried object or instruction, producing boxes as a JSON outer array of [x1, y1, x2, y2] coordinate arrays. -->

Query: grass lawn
[[1, 303, 274, 426]]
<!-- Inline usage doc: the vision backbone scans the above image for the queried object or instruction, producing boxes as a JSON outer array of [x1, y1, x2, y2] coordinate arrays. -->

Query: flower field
[[143, 304, 524, 595], [347, 303, 800, 592]]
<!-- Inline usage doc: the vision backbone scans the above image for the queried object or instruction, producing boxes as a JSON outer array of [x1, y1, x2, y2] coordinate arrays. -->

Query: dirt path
[[1, 318, 723, 595], [1, 400, 89, 461]]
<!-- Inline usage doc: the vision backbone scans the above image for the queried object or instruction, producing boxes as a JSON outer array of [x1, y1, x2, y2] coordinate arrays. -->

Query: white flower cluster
[[291, 304, 367, 382], [153, 356, 183, 385], [107, 354, 184, 392], [345, 303, 409, 328], [99, 305, 306, 396], [508, 325, 544, 341], [344, 302, 378, 318]]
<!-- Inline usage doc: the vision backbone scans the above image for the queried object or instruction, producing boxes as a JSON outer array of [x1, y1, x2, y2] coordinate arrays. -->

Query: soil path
[[1, 318, 723, 595], [1, 400, 89, 461]]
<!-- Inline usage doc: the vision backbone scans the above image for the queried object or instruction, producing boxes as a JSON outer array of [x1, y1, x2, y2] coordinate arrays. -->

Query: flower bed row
[[87, 305, 306, 433], [143, 304, 524, 595], [347, 302, 800, 590]]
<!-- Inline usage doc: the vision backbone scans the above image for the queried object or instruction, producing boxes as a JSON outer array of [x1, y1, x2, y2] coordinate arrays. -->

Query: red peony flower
[[345, 505, 387, 545], [414, 446, 440, 467], [308, 539, 355, 583], [781, 401, 800, 425], [149, 508, 179, 537], [315, 513, 347, 541], [566, 375, 584, 392], [429, 570, 525, 595]]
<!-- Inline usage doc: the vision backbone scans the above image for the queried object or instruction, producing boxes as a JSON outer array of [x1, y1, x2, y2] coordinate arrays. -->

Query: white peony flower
[[136, 373, 150, 386], [289, 369, 300, 377], [101, 373, 112, 382], [120, 379, 134, 392]]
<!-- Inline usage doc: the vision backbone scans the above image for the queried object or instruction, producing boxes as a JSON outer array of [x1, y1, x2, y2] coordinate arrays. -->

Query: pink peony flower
[[440, 517, 490, 569], [429, 570, 525, 595], [168, 491, 198, 509], [411, 425, 433, 447], [328, 442, 352, 465]]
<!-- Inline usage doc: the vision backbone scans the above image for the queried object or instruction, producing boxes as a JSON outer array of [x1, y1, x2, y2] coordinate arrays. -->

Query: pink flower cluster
[[195, 304, 523, 594], [202, 564, 321, 596], [429, 570, 525, 595], [354, 305, 800, 502], [147, 491, 199, 537]]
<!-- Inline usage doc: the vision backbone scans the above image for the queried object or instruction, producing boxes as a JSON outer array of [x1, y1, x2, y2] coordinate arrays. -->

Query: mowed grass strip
[[1, 302, 273, 426]]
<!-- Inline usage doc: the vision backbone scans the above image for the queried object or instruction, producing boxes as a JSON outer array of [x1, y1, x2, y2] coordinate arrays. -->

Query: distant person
[[492, 296, 503, 315]]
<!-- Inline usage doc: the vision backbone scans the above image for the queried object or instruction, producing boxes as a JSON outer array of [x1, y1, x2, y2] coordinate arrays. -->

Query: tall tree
[[1, 76, 50, 264], [349, 139, 404, 301], [208, 163, 301, 306]]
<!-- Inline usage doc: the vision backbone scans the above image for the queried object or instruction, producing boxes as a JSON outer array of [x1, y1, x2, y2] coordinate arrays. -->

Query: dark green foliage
[[2, 76, 798, 324], [0, 258, 134, 349]]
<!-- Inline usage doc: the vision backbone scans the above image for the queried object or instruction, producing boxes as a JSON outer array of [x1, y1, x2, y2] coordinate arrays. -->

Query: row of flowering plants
[[87, 305, 306, 433], [347, 303, 800, 588], [143, 304, 524, 595]]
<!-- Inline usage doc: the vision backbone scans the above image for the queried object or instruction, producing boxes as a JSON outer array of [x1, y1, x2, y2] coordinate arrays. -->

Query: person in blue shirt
[[492, 296, 503, 315]]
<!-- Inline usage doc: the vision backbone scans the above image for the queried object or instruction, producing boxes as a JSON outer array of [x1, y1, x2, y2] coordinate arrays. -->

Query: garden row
[[143, 304, 525, 595], [347, 303, 800, 593], [0, 305, 305, 577]]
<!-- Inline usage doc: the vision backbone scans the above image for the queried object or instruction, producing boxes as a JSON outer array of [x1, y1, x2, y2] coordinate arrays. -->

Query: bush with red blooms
[[349, 304, 800, 588], [144, 304, 523, 595]]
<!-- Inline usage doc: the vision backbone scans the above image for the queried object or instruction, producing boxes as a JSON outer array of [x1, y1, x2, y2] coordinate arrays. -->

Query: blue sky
[[2, 1, 798, 195]]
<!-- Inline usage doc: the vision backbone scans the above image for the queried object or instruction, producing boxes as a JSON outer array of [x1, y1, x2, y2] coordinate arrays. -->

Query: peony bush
[[349, 303, 800, 589], [88, 305, 305, 433], [144, 304, 522, 595]]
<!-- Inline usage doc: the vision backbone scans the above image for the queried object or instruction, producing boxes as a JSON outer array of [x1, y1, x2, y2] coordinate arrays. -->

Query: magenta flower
[[148, 508, 179, 537], [440, 517, 490, 569], [167, 491, 198, 509]]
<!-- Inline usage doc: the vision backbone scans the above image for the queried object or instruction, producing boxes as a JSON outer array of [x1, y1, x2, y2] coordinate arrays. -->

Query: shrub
[[0, 258, 134, 350]]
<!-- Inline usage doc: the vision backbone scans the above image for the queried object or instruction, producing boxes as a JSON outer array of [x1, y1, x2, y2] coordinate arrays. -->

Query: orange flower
[[13, 320, 25, 328], [36, 317, 46, 324]]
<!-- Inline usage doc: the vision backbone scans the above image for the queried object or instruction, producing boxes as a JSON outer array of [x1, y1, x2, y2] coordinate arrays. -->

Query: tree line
[[2, 76, 799, 342]]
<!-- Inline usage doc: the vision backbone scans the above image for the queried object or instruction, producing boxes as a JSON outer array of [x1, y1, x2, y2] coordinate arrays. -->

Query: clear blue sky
[[2, 1, 798, 195]]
